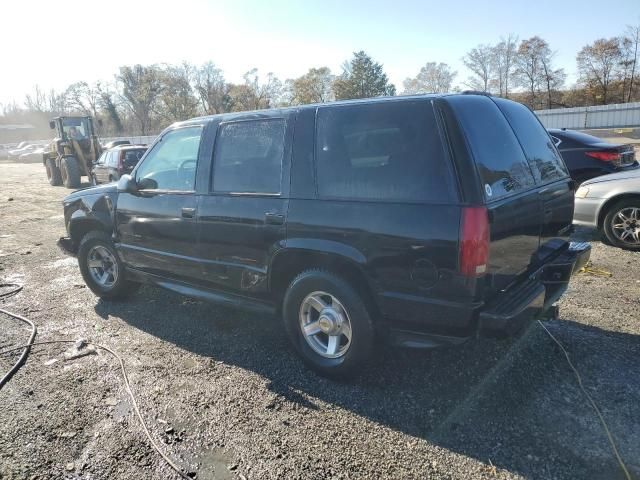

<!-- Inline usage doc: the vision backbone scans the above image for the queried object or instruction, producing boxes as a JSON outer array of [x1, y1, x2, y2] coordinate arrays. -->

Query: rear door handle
[[181, 207, 196, 219], [265, 212, 285, 225]]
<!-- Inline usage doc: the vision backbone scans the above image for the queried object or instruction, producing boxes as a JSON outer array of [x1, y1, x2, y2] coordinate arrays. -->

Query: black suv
[[91, 145, 147, 185], [60, 94, 590, 377]]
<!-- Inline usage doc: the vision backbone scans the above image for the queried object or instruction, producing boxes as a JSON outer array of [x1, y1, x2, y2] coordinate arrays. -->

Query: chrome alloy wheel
[[611, 207, 640, 246], [299, 291, 353, 359], [87, 245, 118, 288]]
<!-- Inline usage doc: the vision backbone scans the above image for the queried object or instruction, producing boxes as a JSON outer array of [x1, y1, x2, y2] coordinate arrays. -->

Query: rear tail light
[[585, 151, 620, 163], [459, 207, 490, 277]]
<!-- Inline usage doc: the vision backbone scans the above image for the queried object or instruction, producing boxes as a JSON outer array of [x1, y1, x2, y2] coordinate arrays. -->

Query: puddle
[[196, 448, 235, 480]]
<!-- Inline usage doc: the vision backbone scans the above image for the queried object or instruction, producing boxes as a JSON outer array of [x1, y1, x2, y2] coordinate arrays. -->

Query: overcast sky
[[1, 0, 638, 106]]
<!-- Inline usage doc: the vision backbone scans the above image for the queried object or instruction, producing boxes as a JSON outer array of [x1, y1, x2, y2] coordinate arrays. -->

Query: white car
[[8, 143, 38, 159], [18, 146, 45, 163]]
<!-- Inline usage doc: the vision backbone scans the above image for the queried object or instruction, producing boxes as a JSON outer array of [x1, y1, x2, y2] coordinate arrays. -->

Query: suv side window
[[494, 99, 569, 183], [212, 119, 285, 194], [448, 96, 536, 200], [315, 101, 455, 202], [135, 126, 202, 191]]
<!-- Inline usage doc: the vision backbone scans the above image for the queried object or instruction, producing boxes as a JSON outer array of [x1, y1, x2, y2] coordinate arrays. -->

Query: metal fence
[[535, 102, 640, 130]]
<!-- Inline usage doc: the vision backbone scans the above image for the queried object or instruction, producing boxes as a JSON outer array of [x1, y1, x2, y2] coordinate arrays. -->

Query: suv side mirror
[[49, 121, 55, 129], [117, 174, 137, 193]]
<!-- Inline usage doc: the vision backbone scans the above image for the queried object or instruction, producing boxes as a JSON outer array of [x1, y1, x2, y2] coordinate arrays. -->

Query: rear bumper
[[478, 242, 590, 337]]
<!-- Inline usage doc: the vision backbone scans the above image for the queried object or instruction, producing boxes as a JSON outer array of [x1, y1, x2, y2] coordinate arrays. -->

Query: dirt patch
[[1, 161, 639, 479]]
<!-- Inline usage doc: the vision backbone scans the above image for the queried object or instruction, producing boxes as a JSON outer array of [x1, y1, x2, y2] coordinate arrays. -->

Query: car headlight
[[575, 186, 590, 198]]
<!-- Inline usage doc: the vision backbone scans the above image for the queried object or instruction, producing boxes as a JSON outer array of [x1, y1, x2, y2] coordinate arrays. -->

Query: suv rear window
[[315, 101, 455, 203], [123, 148, 146, 168], [448, 95, 536, 200], [495, 99, 569, 183], [212, 119, 285, 194]]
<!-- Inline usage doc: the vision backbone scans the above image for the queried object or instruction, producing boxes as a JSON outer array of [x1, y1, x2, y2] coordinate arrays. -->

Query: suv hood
[[63, 183, 118, 203], [582, 168, 640, 185]]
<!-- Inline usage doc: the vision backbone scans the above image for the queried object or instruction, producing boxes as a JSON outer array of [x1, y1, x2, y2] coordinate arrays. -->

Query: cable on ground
[[0, 282, 192, 479], [537, 319, 631, 480]]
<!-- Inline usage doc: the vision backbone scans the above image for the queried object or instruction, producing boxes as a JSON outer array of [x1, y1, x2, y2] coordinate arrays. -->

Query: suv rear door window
[[315, 101, 455, 203], [212, 119, 285, 194], [448, 95, 536, 200], [494, 99, 569, 183]]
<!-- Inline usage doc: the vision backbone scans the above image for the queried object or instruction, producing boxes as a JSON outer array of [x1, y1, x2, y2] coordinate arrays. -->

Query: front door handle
[[265, 212, 285, 225], [181, 207, 196, 219]]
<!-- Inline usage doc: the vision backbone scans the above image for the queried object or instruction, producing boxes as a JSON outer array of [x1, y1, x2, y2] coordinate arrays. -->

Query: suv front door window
[[135, 126, 202, 191]]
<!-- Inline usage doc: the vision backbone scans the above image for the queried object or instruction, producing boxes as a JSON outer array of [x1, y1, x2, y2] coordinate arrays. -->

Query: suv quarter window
[[447, 96, 536, 200], [211, 118, 286, 194], [494, 99, 569, 184], [135, 126, 203, 191], [315, 100, 456, 203]]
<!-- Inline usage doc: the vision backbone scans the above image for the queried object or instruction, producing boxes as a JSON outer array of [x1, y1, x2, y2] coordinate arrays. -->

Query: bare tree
[[117, 65, 163, 135], [402, 62, 456, 94], [621, 24, 640, 102], [238, 68, 283, 110], [24, 85, 47, 112], [491, 34, 518, 98], [194, 61, 228, 114], [515, 37, 550, 108], [577, 38, 622, 105], [462, 45, 493, 92], [65, 82, 101, 117]]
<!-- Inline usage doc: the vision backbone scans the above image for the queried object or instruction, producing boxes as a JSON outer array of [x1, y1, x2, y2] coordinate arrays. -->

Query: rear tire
[[603, 199, 640, 251], [78, 231, 140, 299], [283, 270, 374, 379], [45, 158, 62, 186], [61, 156, 81, 189]]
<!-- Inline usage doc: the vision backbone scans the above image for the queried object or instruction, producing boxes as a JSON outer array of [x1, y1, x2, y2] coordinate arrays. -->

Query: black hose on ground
[[0, 283, 37, 390]]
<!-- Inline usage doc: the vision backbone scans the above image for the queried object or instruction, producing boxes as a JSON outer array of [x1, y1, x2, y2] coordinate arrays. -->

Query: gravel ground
[[0, 161, 639, 480]]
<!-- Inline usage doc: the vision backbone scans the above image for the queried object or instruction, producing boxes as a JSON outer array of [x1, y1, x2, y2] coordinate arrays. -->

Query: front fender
[[63, 190, 117, 247]]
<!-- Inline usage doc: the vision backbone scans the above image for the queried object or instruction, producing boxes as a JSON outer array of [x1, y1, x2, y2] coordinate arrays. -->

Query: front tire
[[61, 156, 81, 189], [78, 231, 139, 299], [283, 270, 374, 378], [45, 158, 62, 186], [603, 199, 640, 251]]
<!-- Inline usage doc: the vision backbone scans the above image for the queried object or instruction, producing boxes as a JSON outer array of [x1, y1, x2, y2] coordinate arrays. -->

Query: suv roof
[[182, 93, 463, 127]]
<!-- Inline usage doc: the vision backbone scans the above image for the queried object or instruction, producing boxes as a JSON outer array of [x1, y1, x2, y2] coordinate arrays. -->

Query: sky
[[0, 0, 639, 107]]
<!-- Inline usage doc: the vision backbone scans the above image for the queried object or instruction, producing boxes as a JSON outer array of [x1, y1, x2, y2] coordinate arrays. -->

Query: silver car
[[574, 169, 640, 250]]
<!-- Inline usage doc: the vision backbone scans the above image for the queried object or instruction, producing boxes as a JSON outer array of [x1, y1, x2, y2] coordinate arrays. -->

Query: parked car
[[18, 145, 46, 163], [548, 128, 638, 185], [59, 93, 590, 377], [91, 145, 147, 185], [8, 143, 38, 159], [574, 169, 640, 250]]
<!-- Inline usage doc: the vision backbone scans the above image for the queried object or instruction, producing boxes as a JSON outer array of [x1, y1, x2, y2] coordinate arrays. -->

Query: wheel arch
[[269, 244, 380, 318], [597, 193, 640, 229]]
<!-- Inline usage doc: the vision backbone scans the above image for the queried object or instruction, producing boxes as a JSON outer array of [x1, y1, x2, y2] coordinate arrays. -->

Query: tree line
[[1, 23, 639, 139]]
